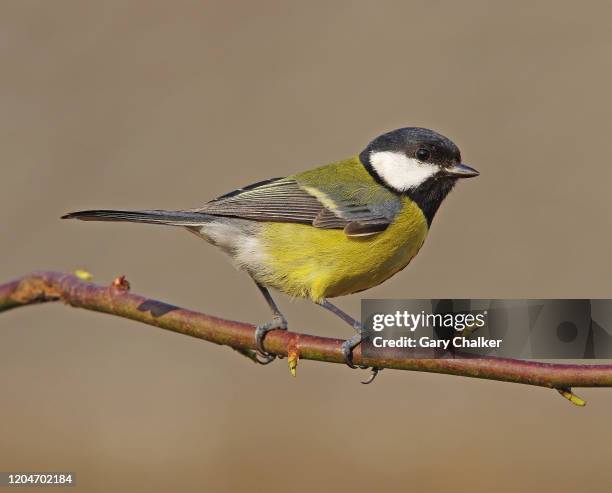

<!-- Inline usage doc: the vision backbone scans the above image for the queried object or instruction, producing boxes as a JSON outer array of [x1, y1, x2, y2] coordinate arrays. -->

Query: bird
[[62, 127, 478, 377]]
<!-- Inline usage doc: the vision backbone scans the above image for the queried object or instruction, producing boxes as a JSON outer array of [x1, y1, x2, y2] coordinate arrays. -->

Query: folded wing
[[190, 177, 399, 237]]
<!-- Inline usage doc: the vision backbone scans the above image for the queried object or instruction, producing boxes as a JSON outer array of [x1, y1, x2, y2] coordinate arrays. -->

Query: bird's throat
[[404, 177, 456, 227]]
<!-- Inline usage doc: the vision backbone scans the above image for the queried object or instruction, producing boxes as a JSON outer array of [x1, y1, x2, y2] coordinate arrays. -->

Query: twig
[[2, 271, 611, 404]]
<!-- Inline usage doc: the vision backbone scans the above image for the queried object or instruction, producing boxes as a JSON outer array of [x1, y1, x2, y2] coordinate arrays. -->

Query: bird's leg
[[253, 281, 287, 364], [315, 299, 362, 368], [316, 298, 381, 384]]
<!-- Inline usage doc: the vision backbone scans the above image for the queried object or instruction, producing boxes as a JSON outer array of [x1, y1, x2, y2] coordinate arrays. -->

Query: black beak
[[443, 163, 479, 178]]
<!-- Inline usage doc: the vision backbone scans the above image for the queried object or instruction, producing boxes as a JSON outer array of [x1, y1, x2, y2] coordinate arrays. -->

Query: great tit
[[62, 127, 478, 372]]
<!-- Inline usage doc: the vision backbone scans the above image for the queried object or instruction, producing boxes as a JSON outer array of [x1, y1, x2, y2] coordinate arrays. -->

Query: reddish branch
[[2, 271, 612, 402]]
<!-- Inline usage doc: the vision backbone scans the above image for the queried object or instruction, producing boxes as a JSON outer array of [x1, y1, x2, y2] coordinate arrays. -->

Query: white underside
[[190, 221, 267, 270]]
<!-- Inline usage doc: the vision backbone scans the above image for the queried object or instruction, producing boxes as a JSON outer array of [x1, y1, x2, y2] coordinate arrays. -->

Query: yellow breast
[[253, 198, 429, 301]]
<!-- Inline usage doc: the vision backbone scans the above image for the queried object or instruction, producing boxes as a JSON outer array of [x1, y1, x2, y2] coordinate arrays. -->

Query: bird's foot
[[254, 315, 287, 364], [341, 329, 383, 384]]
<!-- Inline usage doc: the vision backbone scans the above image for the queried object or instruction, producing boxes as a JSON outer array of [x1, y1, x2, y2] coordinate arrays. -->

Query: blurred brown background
[[2, 1, 612, 492]]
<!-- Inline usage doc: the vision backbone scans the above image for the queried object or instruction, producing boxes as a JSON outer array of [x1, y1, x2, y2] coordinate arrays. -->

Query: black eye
[[416, 148, 430, 161]]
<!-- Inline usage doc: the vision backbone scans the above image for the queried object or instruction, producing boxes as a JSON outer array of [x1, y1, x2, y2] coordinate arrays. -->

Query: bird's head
[[359, 127, 479, 224], [360, 127, 479, 193]]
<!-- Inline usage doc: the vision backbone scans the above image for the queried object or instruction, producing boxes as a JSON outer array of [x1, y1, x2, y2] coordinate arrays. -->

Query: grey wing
[[188, 177, 400, 236]]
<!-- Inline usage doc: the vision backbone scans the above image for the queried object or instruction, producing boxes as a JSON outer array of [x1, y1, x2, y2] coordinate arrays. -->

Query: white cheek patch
[[369, 151, 439, 191]]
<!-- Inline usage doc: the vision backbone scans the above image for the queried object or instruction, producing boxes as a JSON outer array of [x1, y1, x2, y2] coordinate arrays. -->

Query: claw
[[341, 333, 382, 383], [254, 351, 276, 365], [254, 316, 287, 364], [361, 367, 381, 385]]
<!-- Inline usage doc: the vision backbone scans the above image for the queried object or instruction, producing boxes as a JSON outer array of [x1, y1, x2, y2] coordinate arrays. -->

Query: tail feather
[[61, 209, 212, 226]]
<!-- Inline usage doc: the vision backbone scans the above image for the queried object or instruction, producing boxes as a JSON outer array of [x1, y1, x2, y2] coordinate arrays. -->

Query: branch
[[2, 271, 612, 404]]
